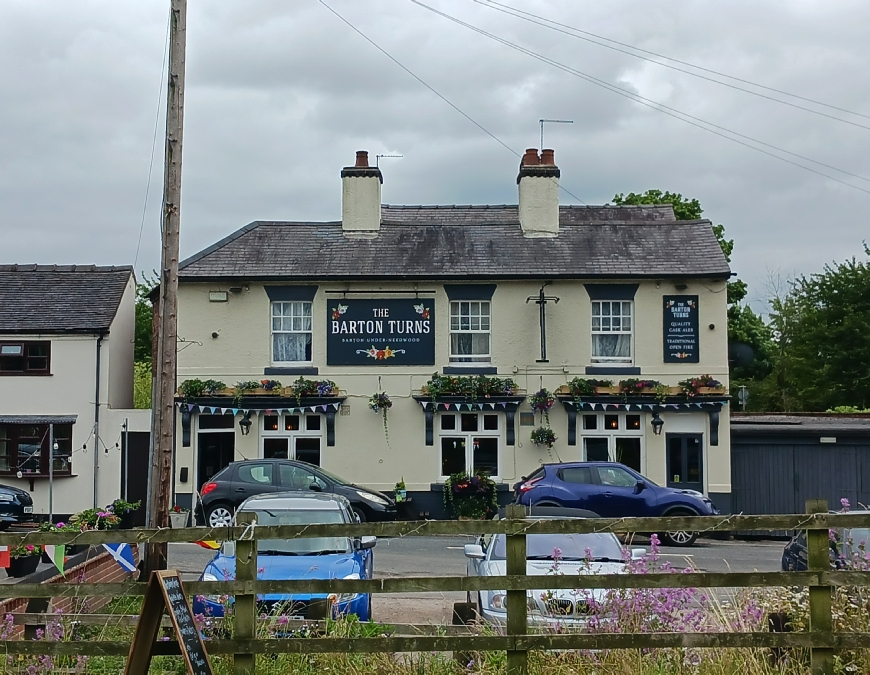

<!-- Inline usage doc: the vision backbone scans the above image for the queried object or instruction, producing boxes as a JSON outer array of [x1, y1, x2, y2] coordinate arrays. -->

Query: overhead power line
[[475, 0, 870, 124], [409, 0, 870, 195], [317, 0, 586, 204]]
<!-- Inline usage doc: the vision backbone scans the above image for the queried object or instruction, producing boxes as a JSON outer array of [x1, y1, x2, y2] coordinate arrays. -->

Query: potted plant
[[530, 426, 557, 449], [443, 471, 497, 520], [529, 388, 555, 417], [678, 375, 726, 397], [178, 378, 227, 399], [618, 378, 663, 396], [422, 374, 518, 400], [394, 478, 407, 503], [7, 542, 43, 578], [169, 504, 190, 528], [369, 392, 393, 443], [108, 498, 142, 530], [233, 380, 261, 404], [285, 377, 339, 403], [69, 508, 120, 531], [563, 378, 614, 401]]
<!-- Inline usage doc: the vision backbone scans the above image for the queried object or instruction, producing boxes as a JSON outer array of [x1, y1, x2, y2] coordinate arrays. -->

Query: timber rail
[[0, 500, 867, 675]]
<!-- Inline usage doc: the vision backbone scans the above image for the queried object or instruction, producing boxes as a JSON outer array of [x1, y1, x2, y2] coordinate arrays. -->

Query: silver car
[[464, 514, 644, 626]]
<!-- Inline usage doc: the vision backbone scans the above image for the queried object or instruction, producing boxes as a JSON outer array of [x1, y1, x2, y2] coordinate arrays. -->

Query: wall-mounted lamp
[[651, 412, 664, 436], [239, 411, 252, 436]]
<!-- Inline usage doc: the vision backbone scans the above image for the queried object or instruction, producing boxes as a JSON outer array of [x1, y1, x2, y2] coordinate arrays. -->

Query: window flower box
[[696, 386, 727, 395], [593, 386, 621, 395]]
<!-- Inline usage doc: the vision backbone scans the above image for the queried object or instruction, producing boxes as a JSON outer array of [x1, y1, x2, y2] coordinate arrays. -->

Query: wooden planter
[[594, 386, 621, 395], [696, 386, 727, 395], [282, 387, 339, 398]]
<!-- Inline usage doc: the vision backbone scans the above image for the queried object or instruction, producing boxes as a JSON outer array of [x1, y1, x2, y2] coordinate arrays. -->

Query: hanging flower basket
[[530, 426, 557, 449], [529, 389, 555, 413]]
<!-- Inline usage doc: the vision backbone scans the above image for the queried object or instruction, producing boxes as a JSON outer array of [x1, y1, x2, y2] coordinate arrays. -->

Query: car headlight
[[337, 573, 360, 603], [354, 490, 389, 506], [0, 493, 13, 502]]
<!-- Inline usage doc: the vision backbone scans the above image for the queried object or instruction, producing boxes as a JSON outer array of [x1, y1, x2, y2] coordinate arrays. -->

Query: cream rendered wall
[[0, 333, 111, 514], [175, 278, 730, 499]]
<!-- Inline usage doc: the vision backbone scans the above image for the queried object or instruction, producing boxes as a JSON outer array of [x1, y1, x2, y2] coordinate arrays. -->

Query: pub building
[[171, 149, 732, 518]]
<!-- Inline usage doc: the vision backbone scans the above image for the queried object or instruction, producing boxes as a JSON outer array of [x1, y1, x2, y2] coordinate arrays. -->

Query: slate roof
[[0, 265, 133, 334], [179, 204, 731, 281]]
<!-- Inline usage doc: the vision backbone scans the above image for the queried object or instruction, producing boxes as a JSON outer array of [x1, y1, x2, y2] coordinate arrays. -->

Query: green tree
[[135, 271, 158, 362], [611, 190, 771, 379]]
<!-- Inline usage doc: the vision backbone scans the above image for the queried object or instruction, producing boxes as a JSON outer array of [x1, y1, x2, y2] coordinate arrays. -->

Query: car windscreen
[[305, 465, 347, 485], [250, 508, 350, 555], [489, 532, 624, 561]]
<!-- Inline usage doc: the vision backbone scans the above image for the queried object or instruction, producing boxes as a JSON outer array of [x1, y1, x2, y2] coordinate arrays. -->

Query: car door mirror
[[631, 547, 647, 560], [359, 535, 377, 549], [464, 544, 485, 560], [634, 480, 646, 493]]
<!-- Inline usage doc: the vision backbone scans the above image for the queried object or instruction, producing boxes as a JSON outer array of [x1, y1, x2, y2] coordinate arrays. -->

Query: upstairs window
[[271, 301, 312, 363], [591, 300, 632, 363], [0, 342, 50, 375], [449, 301, 491, 363]]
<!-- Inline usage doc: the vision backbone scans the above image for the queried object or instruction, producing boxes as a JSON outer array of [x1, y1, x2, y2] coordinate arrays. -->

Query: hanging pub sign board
[[327, 298, 435, 366], [125, 570, 213, 675], [663, 295, 700, 363]]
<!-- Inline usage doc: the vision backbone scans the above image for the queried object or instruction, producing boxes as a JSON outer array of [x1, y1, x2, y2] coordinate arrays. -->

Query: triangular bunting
[[44, 545, 65, 576], [444, 404, 450, 410]]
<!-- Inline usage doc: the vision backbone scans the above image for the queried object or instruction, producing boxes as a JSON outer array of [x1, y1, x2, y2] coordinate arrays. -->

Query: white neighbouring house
[[0, 265, 151, 517]]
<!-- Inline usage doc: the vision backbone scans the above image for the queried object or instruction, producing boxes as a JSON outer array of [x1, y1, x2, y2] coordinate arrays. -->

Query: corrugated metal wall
[[732, 435, 870, 518]]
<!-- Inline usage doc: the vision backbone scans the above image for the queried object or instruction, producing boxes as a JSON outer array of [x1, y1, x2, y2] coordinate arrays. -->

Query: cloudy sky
[[2, 0, 869, 308]]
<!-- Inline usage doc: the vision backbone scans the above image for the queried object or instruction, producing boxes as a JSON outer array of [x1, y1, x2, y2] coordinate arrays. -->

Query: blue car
[[514, 462, 718, 547], [193, 492, 375, 620]]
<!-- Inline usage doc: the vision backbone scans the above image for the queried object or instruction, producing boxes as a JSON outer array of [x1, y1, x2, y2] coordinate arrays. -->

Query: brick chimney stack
[[517, 148, 560, 237], [341, 150, 383, 233]]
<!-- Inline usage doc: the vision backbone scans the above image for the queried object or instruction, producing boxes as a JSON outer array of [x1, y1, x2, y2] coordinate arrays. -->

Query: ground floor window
[[580, 413, 642, 473], [261, 413, 323, 466], [439, 412, 500, 478], [0, 423, 72, 475]]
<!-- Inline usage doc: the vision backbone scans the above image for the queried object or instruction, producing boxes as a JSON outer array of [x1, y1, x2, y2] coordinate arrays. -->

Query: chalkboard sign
[[326, 298, 435, 366], [663, 295, 700, 363], [125, 570, 214, 675]]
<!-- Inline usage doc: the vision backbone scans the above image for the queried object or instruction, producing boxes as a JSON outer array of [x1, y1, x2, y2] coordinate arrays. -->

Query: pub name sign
[[327, 298, 435, 366], [663, 295, 700, 363]]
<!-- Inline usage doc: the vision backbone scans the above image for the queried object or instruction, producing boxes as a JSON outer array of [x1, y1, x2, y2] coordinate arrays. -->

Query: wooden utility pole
[[145, 0, 187, 576]]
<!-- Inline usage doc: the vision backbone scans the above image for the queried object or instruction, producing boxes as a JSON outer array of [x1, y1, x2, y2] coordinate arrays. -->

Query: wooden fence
[[0, 499, 869, 675]]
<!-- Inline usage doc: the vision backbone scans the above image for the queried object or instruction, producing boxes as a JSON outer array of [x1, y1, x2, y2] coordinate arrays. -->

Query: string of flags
[[417, 401, 510, 411], [572, 401, 722, 411], [178, 402, 342, 415]]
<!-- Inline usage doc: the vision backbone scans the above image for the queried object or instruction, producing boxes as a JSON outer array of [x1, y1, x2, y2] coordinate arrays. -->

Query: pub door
[[197, 432, 235, 492]]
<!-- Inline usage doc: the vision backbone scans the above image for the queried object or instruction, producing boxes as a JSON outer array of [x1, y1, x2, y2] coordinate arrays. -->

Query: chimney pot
[[355, 150, 369, 168], [342, 150, 382, 234], [540, 149, 555, 165], [522, 148, 540, 166]]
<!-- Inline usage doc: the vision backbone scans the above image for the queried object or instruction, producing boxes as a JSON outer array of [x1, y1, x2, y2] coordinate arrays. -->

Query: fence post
[[234, 511, 257, 675], [806, 498, 833, 675], [505, 503, 527, 675]]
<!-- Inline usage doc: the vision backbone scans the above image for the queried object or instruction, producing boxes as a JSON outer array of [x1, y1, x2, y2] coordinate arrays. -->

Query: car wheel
[[352, 506, 367, 523], [207, 503, 235, 528], [660, 510, 698, 547]]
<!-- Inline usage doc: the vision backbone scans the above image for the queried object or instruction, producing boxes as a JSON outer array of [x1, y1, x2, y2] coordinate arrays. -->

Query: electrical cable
[[133, 9, 172, 273], [409, 0, 870, 195], [475, 0, 870, 123], [317, 0, 586, 204]]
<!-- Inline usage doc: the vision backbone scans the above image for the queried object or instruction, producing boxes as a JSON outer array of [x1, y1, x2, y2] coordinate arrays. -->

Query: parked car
[[192, 492, 376, 621], [782, 509, 870, 571], [0, 483, 34, 530], [513, 462, 718, 546], [196, 459, 396, 527], [464, 508, 645, 626]]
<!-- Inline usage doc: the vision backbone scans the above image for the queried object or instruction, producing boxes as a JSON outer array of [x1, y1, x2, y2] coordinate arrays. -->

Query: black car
[[196, 459, 397, 527], [782, 510, 870, 571], [0, 483, 34, 530]]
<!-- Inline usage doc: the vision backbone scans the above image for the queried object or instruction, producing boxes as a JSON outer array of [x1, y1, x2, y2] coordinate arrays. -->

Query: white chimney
[[518, 148, 560, 238], [341, 150, 382, 233]]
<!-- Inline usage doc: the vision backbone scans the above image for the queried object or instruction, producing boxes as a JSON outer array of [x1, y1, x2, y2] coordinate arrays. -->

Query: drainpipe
[[93, 333, 105, 509]]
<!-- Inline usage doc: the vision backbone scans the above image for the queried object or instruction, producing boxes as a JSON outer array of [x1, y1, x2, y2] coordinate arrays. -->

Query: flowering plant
[[290, 377, 337, 403], [107, 498, 141, 515], [530, 426, 557, 449], [369, 392, 393, 444], [179, 378, 227, 399], [678, 375, 724, 397], [172, 504, 190, 513], [424, 374, 517, 400], [443, 470, 497, 520], [259, 379, 282, 391], [618, 378, 663, 395], [565, 377, 612, 398], [529, 388, 555, 413], [10, 542, 42, 558], [69, 508, 120, 530]]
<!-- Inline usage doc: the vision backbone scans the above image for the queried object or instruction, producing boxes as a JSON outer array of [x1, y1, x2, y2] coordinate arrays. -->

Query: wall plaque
[[663, 295, 699, 363], [327, 298, 435, 366]]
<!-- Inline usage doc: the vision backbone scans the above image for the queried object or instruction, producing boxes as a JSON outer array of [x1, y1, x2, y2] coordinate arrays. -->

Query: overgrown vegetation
[[133, 271, 158, 409]]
